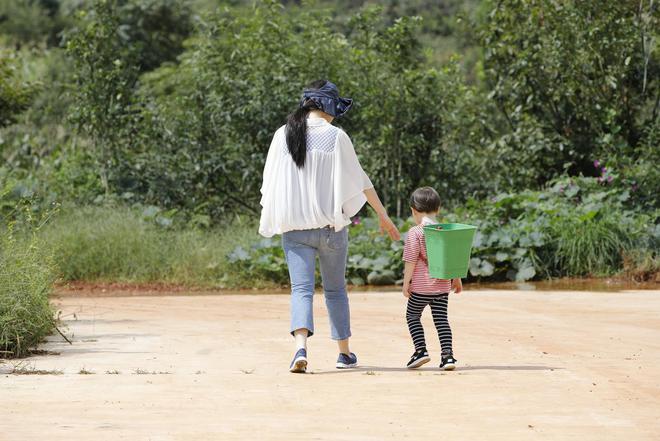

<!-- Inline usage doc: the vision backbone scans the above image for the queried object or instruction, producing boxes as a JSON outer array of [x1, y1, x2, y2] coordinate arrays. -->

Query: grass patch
[[623, 248, 660, 282], [552, 214, 635, 276], [8, 362, 63, 375], [1, 228, 56, 358], [39, 206, 266, 288], [133, 368, 171, 375], [33, 184, 660, 289]]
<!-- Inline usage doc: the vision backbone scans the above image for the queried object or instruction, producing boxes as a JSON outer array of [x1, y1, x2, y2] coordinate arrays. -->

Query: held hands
[[379, 213, 401, 241], [451, 278, 463, 294]]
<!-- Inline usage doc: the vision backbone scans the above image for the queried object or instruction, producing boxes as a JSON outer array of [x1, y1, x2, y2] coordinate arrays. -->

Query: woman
[[259, 80, 400, 373]]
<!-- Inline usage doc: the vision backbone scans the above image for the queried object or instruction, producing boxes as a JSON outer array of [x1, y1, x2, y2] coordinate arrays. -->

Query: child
[[402, 187, 462, 370]]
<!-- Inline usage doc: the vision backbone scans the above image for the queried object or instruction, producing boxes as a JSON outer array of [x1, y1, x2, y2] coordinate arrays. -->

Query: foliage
[[478, 0, 660, 187], [230, 177, 658, 285], [0, 0, 658, 289], [0, 47, 103, 217], [459, 177, 657, 280], [0, 0, 67, 46], [39, 205, 263, 287], [0, 195, 55, 358], [227, 217, 411, 287], [65, 0, 140, 194], [64, 0, 193, 193], [117, 0, 193, 72], [0, 52, 36, 128], [345, 217, 408, 285], [61, 0, 486, 218]]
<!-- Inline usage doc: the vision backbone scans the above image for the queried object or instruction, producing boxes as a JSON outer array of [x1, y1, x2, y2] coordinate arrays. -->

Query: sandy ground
[[1, 289, 659, 441]]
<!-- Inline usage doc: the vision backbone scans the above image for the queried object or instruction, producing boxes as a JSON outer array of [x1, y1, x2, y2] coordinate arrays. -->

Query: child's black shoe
[[440, 354, 457, 371], [406, 348, 430, 369]]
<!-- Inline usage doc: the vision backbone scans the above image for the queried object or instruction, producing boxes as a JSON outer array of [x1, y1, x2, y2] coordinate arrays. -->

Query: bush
[[459, 176, 657, 281], [478, 0, 660, 186], [64, 0, 484, 219], [0, 221, 55, 358], [31, 176, 658, 290], [227, 216, 410, 287], [230, 176, 658, 285]]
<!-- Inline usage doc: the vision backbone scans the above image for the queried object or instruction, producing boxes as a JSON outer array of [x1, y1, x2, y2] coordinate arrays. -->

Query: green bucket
[[423, 223, 477, 279]]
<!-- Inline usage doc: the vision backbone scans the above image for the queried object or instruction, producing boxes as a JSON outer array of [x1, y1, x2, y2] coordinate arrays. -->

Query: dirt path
[[2, 289, 659, 440]]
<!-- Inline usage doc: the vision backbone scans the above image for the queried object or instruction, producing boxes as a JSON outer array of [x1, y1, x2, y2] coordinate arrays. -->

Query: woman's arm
[[363, 187, 401, 241]]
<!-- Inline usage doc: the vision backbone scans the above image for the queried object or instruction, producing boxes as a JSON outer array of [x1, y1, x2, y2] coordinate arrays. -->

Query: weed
[[133, 368, 171, 375], [9, 362, 62, 375], [1, 223, 56, 358]]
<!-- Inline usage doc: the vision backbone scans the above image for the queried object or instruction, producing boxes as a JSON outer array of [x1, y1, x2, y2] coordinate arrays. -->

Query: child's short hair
[[410, 187, 441, 213]]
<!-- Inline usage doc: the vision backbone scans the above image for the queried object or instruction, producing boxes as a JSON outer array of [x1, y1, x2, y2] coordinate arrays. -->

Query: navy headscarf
[[300, 81, 353, 118]]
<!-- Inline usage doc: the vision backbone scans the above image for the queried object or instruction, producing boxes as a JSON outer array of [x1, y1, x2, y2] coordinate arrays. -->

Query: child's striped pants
[[406, 292, 453, 355]]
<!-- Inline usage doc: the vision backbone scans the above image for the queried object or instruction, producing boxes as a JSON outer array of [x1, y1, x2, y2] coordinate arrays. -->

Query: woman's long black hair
[[285, 79, 328, 168]]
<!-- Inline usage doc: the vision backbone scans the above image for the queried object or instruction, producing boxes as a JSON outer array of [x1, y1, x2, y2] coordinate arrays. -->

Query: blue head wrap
[[300, 81, 353, 118]]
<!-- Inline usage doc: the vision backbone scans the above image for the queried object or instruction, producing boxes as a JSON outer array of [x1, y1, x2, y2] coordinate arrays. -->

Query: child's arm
[[402, 261, 416, 298], [451, 278, 463, 294]]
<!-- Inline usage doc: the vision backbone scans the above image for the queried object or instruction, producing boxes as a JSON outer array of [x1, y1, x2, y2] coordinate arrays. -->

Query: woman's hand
[[451, 278, 463, 294], [363, 188, 401, 241], [379, 214, 401, 241]]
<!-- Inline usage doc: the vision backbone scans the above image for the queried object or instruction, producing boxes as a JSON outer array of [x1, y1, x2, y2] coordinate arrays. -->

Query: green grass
[[34, 203, 659, 290], [39, 206, 265, 288], [552, 214, 635, 277], [0, 230, 55, 358]]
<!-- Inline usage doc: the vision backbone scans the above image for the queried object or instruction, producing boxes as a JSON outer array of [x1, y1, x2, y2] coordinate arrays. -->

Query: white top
[[259, 117, 373, 237]]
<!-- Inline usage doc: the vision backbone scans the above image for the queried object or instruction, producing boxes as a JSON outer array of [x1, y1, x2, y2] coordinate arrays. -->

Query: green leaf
[[515, 265, 536, 281]]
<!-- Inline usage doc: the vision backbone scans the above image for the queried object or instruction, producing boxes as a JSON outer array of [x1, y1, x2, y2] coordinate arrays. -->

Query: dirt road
[[2, 289, 659, 440]]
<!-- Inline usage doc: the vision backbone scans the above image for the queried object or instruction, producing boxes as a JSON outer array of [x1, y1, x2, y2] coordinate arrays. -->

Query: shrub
[[64, 0, 484, 219], [0, 223, 55, 358], [478, 0, 660, 184], [460, 176, 657, 281], [219, 177, 659, 286]]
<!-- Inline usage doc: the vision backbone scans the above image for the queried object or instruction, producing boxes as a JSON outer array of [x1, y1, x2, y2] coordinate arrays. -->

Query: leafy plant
[[0, 194, 56, 358], [0, 52, 36, 128], [478, 0, 660, 186]]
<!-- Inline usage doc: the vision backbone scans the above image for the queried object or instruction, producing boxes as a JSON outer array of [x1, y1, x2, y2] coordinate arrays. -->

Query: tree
[[479, 0, 660, 184], [66, 0, 140, 194]]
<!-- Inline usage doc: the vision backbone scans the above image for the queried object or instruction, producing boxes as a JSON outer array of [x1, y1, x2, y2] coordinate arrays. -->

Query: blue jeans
[[282, 227, 350, 340]]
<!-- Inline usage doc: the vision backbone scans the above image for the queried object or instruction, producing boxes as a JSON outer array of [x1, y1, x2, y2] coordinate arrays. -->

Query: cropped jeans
[[282, 227, 351, 340]]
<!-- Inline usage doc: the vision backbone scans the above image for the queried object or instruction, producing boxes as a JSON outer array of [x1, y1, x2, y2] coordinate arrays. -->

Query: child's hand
[[451, 278, 463, 294], [402, 283, 411, 298]]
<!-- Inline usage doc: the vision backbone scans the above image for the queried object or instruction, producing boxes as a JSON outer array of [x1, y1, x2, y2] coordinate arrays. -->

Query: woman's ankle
[[337, 338, 350, 355]]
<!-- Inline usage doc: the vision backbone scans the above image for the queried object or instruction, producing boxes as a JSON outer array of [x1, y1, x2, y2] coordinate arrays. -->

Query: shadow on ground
[[309, 365, 560, 374]]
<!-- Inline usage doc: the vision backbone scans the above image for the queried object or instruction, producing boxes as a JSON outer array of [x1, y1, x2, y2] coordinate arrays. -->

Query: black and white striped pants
[[406, 292, 453, 355]]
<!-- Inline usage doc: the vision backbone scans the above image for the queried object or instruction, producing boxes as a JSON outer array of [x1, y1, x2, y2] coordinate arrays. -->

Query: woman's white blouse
[[259, 118, 373, 237]]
